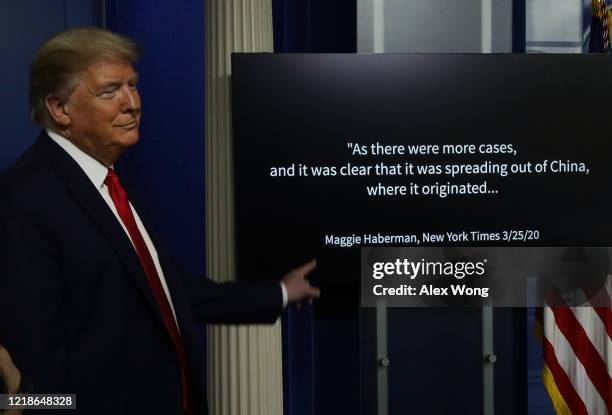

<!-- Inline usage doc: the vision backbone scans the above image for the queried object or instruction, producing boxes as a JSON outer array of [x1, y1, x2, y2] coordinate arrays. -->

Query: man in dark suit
[[0, 27, 319, 415]]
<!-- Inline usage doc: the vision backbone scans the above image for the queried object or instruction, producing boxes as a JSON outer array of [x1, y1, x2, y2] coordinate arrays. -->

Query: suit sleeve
[[0, 196, 70, 396], [120, 186, 284, 325], [175, 266, 284, 325]]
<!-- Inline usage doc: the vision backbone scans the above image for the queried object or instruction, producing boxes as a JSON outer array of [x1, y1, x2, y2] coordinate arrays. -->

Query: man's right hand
[[282, 259, 321, 307], [0, 344, 21, 394]]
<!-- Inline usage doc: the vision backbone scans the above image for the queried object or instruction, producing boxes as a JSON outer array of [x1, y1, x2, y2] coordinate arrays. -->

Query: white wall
[[526, 0, 583, 53], [358, 0, 513, 53]]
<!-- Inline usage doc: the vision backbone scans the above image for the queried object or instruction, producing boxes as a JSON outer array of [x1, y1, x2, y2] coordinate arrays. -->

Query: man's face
[[63, 59, 141, 165]]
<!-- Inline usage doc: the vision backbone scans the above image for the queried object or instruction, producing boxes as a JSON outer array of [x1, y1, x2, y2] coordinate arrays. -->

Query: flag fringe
[[542, 363, 573, 415]]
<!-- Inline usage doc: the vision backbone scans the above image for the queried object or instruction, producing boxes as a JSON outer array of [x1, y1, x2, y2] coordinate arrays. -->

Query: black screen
[[232, 54, 612, 284]]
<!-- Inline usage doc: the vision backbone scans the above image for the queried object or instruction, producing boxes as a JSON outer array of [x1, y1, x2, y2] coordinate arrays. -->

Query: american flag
[[537, 300, 612, 414], [589, 0, 611, 53], [536, 4, 612, 413]]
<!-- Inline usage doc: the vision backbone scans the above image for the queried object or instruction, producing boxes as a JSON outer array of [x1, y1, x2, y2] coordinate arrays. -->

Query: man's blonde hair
[[30, 27, 141, 126]]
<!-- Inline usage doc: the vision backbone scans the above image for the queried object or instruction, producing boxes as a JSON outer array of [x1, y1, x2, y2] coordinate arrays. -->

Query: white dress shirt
[[46, 129, 181, 324]]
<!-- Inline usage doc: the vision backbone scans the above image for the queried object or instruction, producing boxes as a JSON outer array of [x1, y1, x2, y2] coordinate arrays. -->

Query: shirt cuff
[[279, 281, 288, 308]]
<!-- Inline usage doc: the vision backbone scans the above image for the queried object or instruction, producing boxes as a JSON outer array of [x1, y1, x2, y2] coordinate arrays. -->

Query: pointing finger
[[310, 287, 321, 298], [295, 258, 317, 277]]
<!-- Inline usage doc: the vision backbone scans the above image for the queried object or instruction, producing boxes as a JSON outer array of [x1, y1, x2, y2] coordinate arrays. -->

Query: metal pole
[[373, 0, 385, 53], [376, 300, 389, 415], [481, 0, 493, 53], [482, 307, 495, 415], [481, 2, 495, 412]]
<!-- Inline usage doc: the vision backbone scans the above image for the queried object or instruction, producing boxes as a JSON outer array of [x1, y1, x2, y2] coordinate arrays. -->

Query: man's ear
[[44, 96, 71, 127]]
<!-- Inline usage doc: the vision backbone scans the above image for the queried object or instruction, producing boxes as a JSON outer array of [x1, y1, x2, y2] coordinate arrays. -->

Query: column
[[205, 1, 283, 414]]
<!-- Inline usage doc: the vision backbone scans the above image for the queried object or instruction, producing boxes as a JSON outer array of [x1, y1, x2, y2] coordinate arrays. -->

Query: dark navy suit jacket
[[0, 131, 283, 414]]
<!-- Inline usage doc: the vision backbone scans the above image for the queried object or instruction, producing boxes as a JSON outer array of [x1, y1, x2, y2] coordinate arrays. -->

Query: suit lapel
[[36, 132, 167, 330]]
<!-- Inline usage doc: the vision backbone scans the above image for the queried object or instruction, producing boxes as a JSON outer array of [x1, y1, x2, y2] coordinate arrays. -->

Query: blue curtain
[[272, 2, 357, 415], [104, 1, 205, 277]]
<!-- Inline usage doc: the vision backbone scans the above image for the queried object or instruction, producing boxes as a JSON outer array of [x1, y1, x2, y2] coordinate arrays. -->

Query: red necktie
[[104, 168, 192, 415]]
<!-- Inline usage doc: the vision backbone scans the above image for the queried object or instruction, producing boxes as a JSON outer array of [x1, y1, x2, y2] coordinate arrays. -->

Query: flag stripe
[[550, 306, 612, 412], [591, 295, 612, 339], [544, 306, 608, 415], [570, 306, 612, 378], [591, 306, 612, 339], [542, 335, 590, 414], [588, 283, 612, 338]]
